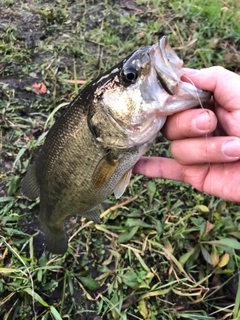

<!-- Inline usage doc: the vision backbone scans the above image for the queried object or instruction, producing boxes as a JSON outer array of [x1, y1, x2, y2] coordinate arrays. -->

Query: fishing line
[[183, 76, 204, 110], [183, 75, 211, 169]]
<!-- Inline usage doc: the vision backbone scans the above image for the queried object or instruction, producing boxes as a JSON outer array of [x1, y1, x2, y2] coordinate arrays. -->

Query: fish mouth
[[150, 36, 211, 102]]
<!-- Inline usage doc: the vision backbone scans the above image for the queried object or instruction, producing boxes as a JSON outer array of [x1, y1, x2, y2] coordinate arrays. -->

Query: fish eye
[[122, 67, 138, 83]]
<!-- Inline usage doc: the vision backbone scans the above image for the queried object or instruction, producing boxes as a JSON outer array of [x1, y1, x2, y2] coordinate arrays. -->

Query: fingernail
[[194, 112, 211, 131], [222, 140, 240, 159]]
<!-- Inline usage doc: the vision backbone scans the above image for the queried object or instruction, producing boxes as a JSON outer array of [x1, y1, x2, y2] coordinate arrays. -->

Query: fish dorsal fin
[[92, 151, 120, 189], [21, 163, 40, 200], [81, 206, 101, 224], [113, 169, 132, 199]]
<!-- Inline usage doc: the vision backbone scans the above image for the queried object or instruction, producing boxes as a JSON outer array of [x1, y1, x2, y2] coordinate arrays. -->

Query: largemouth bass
[[22, 36, 211, 254]]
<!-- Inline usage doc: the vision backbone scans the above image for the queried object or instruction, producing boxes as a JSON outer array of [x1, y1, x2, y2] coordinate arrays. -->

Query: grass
[[0, 0, 240, 319]]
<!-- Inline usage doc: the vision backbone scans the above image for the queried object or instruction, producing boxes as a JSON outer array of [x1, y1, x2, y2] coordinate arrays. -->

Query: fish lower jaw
[[180, 81, 212, 102], [123, 117, 166, 147]]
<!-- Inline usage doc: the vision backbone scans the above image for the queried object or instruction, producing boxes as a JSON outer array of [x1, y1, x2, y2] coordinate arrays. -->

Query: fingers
[[133, 157, 210, 194], [133, 157, 184, 180], [182, 67, 240, 111], [170, 137, 240, 165], [216, 107, 240, 137], [164, 67, 240, 139], [162, 108, 217, 140], [133, 157, 240, 202]]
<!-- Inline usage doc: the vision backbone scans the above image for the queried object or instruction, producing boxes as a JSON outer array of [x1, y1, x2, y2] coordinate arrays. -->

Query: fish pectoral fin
[[21, 162, 40, 200], [81, 206, 101, 224], [113, 169, 132, 199], [92, 151, 120, 189]]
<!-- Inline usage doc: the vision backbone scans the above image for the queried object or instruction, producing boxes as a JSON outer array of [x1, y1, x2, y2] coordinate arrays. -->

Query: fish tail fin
[[41, 223, 68, 254]]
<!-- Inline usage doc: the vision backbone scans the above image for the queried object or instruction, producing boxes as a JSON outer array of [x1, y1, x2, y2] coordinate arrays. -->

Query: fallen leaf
[[32, 82, 47, 94], [218, 253, 230, 268], [211, 245, 219, 267], [63, 79, 86, 84], [202, 221, 215, 237], [221, 6, 229, 11]]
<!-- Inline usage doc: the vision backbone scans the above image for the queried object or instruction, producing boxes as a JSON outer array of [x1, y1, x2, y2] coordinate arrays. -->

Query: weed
[[0, 0, 240, 319]]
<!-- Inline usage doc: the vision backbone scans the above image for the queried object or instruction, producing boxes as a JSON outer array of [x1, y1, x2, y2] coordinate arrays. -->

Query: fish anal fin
[[114, 169, 132, 199], [81, 206, 101, 224], [92, 152, 119, 189], [21, 163, 40, 200]]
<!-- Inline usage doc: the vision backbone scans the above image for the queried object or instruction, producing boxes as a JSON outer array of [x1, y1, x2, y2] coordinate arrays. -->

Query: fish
[[22, 36, 211, 254]]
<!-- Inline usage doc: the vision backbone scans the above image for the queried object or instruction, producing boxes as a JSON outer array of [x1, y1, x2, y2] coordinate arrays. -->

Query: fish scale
[[22, 36, 211, 254]]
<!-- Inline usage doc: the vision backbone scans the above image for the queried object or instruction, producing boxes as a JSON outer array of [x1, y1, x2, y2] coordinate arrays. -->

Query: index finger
[[182, 67, 240, 111]]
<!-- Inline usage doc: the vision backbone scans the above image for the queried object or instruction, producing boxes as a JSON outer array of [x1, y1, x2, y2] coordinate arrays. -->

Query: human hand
[[133, 67, 240, 201]]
